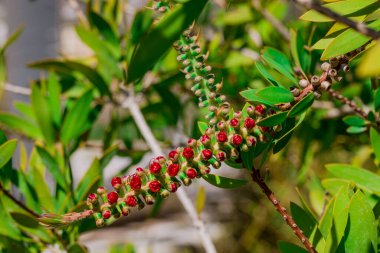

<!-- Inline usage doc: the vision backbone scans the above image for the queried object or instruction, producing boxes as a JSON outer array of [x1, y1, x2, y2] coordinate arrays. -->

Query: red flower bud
[[202, 149, 213, 160], [149, 180, 162, 193], [255, 105, 265, 115], [260, 126, 270, 132], [97, 187, 106, 195], [217, 131, 228, 143], [87, 193, 97, 202], [217, 121, 226, 130], [107, 192, 119, 205], [201, 135, 210, 145], [168, 150, 178, 160], [183, 147, 194, 159], [111, 177, 122, 188], [247, 106, 255, 116], [136, 167, 143, 173], [102, 210, 111, 219], [125, 196, 137, 207], [186, 168, 197, 179], [244, 117, 255, 129], [149, 162, 162, 174], [167, 163, 180, 177], [170, 182, 178, 192], [130, 174, 142, 190], [230, 118, 239, 127], [187, 138, 197, 147], [232, 134, 243, 146], [217, 151, 226, 161]]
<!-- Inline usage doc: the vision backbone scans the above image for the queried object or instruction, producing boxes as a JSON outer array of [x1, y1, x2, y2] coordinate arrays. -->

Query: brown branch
[[251, 168, 317, 253], [294, 0, 380, 40]]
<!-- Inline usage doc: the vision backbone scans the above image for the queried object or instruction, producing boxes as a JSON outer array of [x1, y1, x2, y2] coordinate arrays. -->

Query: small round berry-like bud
[[125, 196, 137, 207], [328, 69, 337, 77], [217, 151, 226, 161], [230, 118, 240, 128], [320, 81, 331, 90], [144, 195, 155, 205], [217, 121, 226, 130], [149, 180, 162, 193], [242, 144, 249, 152], [130, 174, 142, 190], [321, 62, 331, 72], [136, 167, 144, 173], [97, 187, 107, 195], [311, 75, 320, 86], [121, 206, 130, 216], [186, 168, 197, 179], [160, 189, 170, 198], [232, 134, 243, 146], [217, 131, 228, 143], [88, 193, 97, 202], [246, 136, 256, 146], [341, 64, 350, 72], [187, 138, 197, 147], [205, 127, 214, 135], [169, 150, 178, 161], [234, 111, 242, 118], [202, 149, 213, 160], [246, 106, 255, 116], [255, 105, 265, 115], [299, 79, 309, 88], [183, 178, 192, 186], [102, 210, 111, 219], [194, 76, 202, 82], [111, 177, 122, 189], [122, 175, 128, 184], [149, 162, 161, 174], [170, 182, 178, 192], [167, 164, 180, 177], [96, 218, 105, 227], [244, 117, 255, 129], [182, 59, 190, 66], [107, 192, 119, 205], [290, 87, 300, 97], [201, 135, 211, 145], [183, 147, 194, 159], [260, 126, 270, 133]]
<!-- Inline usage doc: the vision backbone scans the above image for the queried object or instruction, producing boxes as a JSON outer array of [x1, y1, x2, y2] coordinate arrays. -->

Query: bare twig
[[252, 0, 290, 41], [250, 168, 317, 253], [294, 0, 380, 40], [122, 93, 217, 253], [3, 83, 31, 96], [0, 183, 39, 217]]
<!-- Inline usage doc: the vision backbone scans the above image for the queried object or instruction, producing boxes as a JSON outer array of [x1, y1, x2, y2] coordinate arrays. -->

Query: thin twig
[[0, 183, 39, 217], [294, 0, 380, 40], [122, 93, 217, 253], [3, 83, 31, 96], [252, 0, 290, 41], [250, 168, 317, 253]]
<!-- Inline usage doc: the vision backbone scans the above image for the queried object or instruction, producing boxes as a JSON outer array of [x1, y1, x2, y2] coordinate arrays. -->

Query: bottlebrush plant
[[1, 1, 380, 253]]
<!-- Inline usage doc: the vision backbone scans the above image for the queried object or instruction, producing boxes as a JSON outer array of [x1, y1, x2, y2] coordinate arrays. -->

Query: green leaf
[[255, 86, 294, 104], [130, 10, 153, 45], [326, 163, 380, 195], [319, 197, 335, 238], [197, 121, 208, 135], [357, 43, 380, 77], [88, 11, 119, 47], [290, 30, 309, 76], [346, 126, 367, 134], [127, 0, 208, 83], [287, 93, 314, 118], [255, 61, 281, 87], [0, 113, 42, 139], [10, 212, 39, 228], [0, 27, 23, 54], [300, 0, 379, 22], [241, 146, 255, 170], [261, 47, 297, 84], [278, 241, 308, 253], [344, 191, 377, 253], [32, 168, 55, 212], [370, 128, 380, 163], [257, 111, 287, 127], [374, 88, 380, 111], [240, 89, 274, 105], [61, 90, 94, 145], [47, 73, 62, 127], [0, 139, 17, 168], [290, 202, 317, 237], [322, 178, 351, 195], [68, 243, 88, 253], [322, 19, 380, 60], [75, 159, 101, 202], [29, 60, 111, 96], [196, 186, 206, 216], [343, 115, 366, 126], [31, 85, 55, 145], [202, 174, 247, 189]]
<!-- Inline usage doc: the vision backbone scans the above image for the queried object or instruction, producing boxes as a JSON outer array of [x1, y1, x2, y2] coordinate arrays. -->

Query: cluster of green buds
[[81, 103, 277, 227], [174, 29, 227, 126]]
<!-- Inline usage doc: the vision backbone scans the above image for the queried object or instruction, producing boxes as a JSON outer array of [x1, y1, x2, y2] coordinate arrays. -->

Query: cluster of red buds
[[84, 103, 277, 227]]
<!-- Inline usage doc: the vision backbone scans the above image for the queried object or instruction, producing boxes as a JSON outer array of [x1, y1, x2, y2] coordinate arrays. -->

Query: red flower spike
[[111, 177, 122, 188], [168, 150, 178, 160], [167, 163, 180, 177], [244, 117, 255, 129], [125, 196, 137, 207], [217, 151, 226, 161], [107, 192, 119, 205], [130, 174, 142, 190], [102, 210, 111, 219], [255, 105, 265, 115], [149, 162, 162, 174], [217, 131, 228, 143], [186, 168, 197, 179], [170, 182, 178, 192], [149, 180, 162, 193], [232, 134, 243, 146], [202, 149, 213, 160], [230, 118, 239, 127], [183, 147, 194, 159]]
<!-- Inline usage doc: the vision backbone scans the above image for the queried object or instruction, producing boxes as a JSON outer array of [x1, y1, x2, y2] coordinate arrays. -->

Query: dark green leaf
[[288, 93, 314, 118], [130, 10, 153, 45], [10, 212, 39, 228], [68, 243, 88, 253], [241, 146, 255, 170], [343, 115, 366, 126], [202, 174, 247, 189], [278, 241, 308, 253], [370, 128, 380, 163], [89, 11, 119, 47], [255, 61, 281, 87], [127, 0, 208, 82], [257, 111, 287, 127], [374, 88, 380, 111], [290, 202, 318, 237], [0, 139, 17, 169], [262, 47, 297, 84], [290, 30, 309, 77]]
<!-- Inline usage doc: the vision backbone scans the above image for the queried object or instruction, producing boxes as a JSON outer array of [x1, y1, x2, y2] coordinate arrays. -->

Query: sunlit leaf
[[202, 174, 247, 189]]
